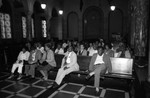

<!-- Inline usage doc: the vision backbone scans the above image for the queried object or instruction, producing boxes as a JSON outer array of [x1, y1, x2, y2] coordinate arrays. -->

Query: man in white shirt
[[55, 44, 64, 55], [86, 46, 112, 93], [88, 44, 98, 56], [8, 47, 30, 80]]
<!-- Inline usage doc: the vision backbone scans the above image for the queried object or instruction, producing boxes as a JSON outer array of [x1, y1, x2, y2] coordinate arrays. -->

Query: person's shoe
[[96, 88, 99, 92], [52, 82, 59, 88], [100, 77, 105, 81], [8, 74, 14, 79], [95, 88, 99, 96], [41, 77, 48, 81], [17, 75, 22, 80], [95, 91, 99, 96], [85, 74, 91, 80]]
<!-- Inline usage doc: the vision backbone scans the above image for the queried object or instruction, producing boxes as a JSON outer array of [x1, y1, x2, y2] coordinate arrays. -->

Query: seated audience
[[88, 44, 98, 56], [104, 44, 114, 57], [24, 46, 42, 78], [37, 42, 44, 54], [55, 44, 64, 55], [25, 42, 31, 51], [52, 46, 79, 88], [77, 44, 87, 56], [74, 42, 80, 54], [62, 40, 68, 50], [8, 47, 30, 80], [116, 43, 131, 58], [38, 43, 56, 80], [112, 42, 120, 58], [85, 46, 112, 93]]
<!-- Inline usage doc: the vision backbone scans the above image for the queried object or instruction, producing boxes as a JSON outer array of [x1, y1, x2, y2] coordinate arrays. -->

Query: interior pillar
[[0, 0, 2, 8], [130, 0, 149, 59], [26, 11, 33, 41]]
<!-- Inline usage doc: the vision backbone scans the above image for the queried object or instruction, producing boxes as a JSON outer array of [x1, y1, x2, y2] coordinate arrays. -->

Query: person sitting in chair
[[85, 46, 112, 93], [52, 46, 79, 88], [24, 46, 42, 78], [38, 43, 56, 80], [8, 47, 30, 80], [55, 44, 64, 55], [77, 44, 87, 56]]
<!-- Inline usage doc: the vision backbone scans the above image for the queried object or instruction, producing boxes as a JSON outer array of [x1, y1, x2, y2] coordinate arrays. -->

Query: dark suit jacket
[[89, 53, 112, 74]]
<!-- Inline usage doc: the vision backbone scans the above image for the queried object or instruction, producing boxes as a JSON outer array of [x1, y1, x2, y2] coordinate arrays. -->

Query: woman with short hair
[[52, 46, 79, 88], [38, 43, 56, 80]]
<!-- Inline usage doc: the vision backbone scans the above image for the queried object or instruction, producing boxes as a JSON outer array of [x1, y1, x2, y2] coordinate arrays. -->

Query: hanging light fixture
[[41, 4, 46, 9], [110, 5, 116, 11], [59, 10, 63, 15]]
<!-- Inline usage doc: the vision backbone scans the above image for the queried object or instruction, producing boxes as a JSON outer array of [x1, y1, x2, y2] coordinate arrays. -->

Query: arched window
[[0, 0, 12, 39], [22, 16, 27, 38], [42, 19, 47, 38], [0, 13, 11, 39]]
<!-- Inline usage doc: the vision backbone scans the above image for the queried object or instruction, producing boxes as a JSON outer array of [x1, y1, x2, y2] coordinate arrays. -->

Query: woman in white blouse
[[52, 46, 79, 88]]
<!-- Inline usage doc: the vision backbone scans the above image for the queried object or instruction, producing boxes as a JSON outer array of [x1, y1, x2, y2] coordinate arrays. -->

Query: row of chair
[[52, 54, 135, 90]]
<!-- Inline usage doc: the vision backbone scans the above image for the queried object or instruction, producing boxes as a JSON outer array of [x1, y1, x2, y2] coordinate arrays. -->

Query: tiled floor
[[49, 83, 129, 98], [0, 72, 129, 98]]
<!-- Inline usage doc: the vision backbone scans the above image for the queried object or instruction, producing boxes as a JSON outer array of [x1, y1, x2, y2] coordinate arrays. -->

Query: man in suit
[[77, 44, 87, 56], [53, 46, 79, 88], [86, 46, 112, 93]]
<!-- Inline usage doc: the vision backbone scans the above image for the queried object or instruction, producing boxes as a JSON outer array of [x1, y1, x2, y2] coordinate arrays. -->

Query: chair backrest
[[77, 55, 92, 71], [110, 57, 133, 75], [55, 54, 91, 71], [55, 54, 64, 68]]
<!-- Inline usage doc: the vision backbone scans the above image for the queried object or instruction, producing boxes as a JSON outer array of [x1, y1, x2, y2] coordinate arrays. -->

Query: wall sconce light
[[41, 4, 46, 9], [59, 10, 63, 15], [110, 5, 116, 11]]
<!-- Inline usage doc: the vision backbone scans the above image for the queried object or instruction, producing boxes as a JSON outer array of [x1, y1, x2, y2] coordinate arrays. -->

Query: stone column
[[147, 0, 150, 83], [26, 11, 33, 41], [58, 15, 63, 40], [148, 8, 150, 82], [23, 0, 35, 41], [148, 31, 150, 82], [45, 5, 52, 40], [46, 16, 51, 40], [130, 0, 149, 57]]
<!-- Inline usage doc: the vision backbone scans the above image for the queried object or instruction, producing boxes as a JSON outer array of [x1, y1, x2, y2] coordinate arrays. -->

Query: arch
[[83, 6, 104, 40], [32, 1, 47, 41], [13, 0, 23, 8], [108, 8, 123, 41], [52, 7, 58, 17], [67, 12, 79, 40], [33, 1, 44, 14]]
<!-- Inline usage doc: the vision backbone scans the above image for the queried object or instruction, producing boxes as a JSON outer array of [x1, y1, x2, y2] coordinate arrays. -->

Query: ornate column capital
[[24, 10, 33, 17], [23, 0, 35, 16]]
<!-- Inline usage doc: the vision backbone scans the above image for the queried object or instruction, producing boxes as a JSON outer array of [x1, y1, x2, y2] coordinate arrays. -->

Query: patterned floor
[[0, 72, 129, 98], [49, 83, 129, 98]]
